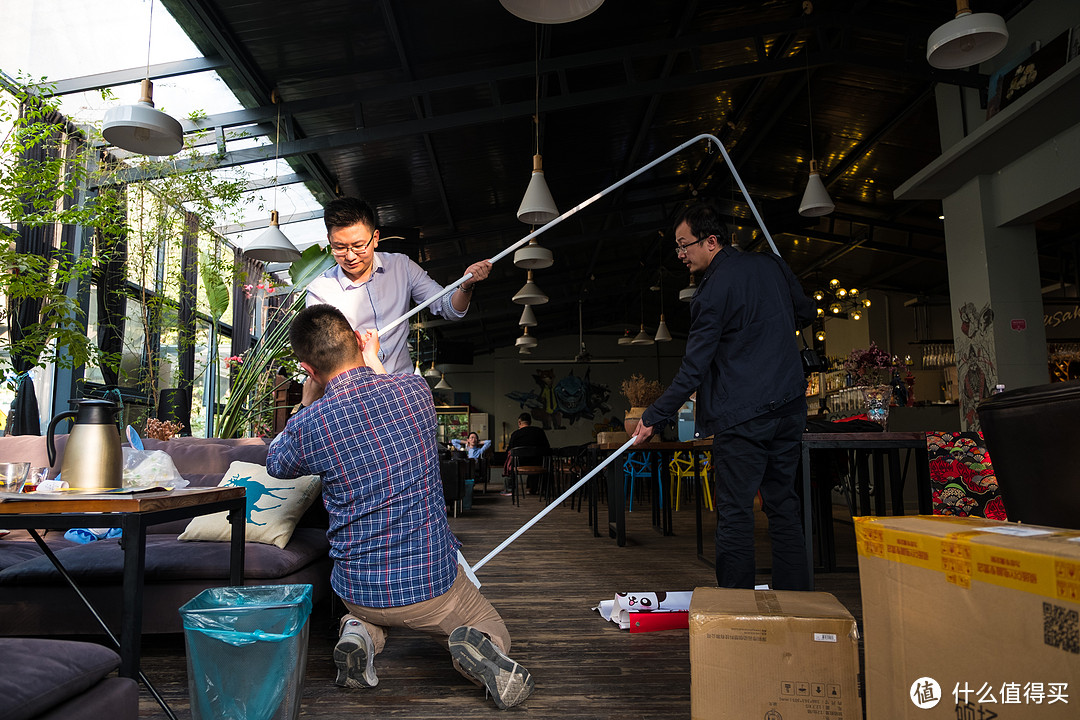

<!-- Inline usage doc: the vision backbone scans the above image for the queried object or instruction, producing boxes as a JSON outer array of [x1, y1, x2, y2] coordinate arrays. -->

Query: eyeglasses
[[674, 237, 707, 256], [330, 228, 376, 257]]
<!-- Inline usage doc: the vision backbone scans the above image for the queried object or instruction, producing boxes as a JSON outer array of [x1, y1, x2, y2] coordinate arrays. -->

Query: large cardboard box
[[689, 588, 862, 720], [856, 515, 1080, 719]]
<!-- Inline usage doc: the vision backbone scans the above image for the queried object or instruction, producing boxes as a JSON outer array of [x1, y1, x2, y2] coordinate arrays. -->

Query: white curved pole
[[379, 133, 780, 338]]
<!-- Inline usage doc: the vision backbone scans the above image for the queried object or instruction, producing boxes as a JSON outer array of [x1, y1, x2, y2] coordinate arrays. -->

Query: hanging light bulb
[[829, 302, 843, 315], [812, 288, 825, 301], [519, 304, 537, 327], [101, 0, 183, 156], [815, 329, 827, 342], [836, 287, 848, 298], [829, 278, 841, 289], [245, 91, 301, 262], [512, 270, 549, 305], [434, 373, 453, 391], [851, 309, 863, 321]]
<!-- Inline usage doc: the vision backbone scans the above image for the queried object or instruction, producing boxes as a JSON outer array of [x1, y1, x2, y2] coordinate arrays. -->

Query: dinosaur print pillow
[[178, 462, 321, 549]]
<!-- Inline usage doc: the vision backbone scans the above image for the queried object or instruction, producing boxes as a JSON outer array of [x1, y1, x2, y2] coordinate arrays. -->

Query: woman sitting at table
[[451, 432, 491, 460]]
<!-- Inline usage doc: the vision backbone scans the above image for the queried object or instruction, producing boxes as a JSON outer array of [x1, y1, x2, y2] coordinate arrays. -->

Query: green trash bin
[[463, 478, 475, 510], [180, 584, 313, 720]]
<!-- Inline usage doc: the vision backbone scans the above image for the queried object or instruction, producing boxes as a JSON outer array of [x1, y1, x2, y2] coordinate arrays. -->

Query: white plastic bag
[[122, 447, 188, 488]]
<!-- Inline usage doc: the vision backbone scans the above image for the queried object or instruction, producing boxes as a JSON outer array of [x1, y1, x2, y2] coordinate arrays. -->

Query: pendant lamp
[[617, 329, 633, 345], [514, 238, 554, 268], [799, 160, 834, 217], [516, 326, 539, 349], [631, 324, 654, 346], [434, 373, 453, 391], [798, 48, 834, 218], [654, 273, 672, 342], [500, 0, 604, 24], [423, 362, 442, 381], [927, 0, 1009, 70], [516, 27, 559, 225], [519, 304, 538, 327], [245, 91, 301, 262], [513, 270, 549, 305], [101, 0, 183, 156], [413, 360, 422, 376], [679, 276, 697, 302]]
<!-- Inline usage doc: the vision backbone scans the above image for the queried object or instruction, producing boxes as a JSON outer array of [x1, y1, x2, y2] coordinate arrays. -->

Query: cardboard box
[[689, 588, 862, 720], [856, 515, 1080, 719]]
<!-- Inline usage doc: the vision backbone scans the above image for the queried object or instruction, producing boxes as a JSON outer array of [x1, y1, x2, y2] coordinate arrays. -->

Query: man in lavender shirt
[[306, 197, 492, 373]]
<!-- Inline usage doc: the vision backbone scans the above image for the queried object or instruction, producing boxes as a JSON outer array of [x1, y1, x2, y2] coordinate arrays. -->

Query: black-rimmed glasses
[[330, 228, 377, 257], [674, 237, 706, 256]]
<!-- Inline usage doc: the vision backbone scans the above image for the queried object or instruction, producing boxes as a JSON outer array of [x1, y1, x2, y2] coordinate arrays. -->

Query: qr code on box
[[1043, 602, 1079, 654]]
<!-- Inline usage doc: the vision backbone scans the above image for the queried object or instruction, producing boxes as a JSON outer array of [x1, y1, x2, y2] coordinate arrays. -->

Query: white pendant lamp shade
[[513, 270, 549, 305], [518, 345, 533, 355], [102, 79, 184, 156], [517, 154, 559, 225], [423, 362, 442, 381], [654, 316, 672, 342], [631, 324, 654, 346], [799, 160, 835, 217], [515, 326, 538, 349], [679, 277, 697, 302], [513, 239, 554, 269], [617, 329, 633, 345], [500, 0, 604, 24], [518, 304, 538, 327], [434, 373, 453, 391], [413, 360, 422, 376], [927, 1, 1008, 70], [245, 210, 302, 262]]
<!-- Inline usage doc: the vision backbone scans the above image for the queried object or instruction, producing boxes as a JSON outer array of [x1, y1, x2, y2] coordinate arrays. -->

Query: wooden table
[[0, 487, 246, 717]]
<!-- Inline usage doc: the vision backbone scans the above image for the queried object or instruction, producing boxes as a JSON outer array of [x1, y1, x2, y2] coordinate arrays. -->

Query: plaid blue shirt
[[267, 366, 459, 608]]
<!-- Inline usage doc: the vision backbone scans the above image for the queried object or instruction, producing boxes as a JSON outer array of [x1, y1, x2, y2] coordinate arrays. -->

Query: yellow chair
[[668, 450, 713, 511]]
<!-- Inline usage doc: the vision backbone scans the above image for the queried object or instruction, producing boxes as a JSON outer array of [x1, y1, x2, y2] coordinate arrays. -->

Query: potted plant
[[843, 343, 900, 425], [620, 374, 665, 436]]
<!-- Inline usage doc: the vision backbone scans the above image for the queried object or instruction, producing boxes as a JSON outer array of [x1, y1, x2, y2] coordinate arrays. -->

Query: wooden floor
[[136, 480, 865, 719]]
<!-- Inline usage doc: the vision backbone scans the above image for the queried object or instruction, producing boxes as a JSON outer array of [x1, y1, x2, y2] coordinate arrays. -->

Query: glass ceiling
[[0, 0, 327, 253]]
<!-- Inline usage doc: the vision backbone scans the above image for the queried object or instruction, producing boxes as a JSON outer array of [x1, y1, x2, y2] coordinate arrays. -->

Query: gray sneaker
[[334, 619, 378, 688], [448, 626, 534, 709]]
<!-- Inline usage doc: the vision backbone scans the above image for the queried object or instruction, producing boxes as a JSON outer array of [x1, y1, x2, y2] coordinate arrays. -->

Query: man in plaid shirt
[[267, 304, 533, 709]]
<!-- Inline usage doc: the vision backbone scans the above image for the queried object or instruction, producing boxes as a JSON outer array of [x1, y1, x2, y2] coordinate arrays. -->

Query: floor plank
[[137, 480, 865, 718]]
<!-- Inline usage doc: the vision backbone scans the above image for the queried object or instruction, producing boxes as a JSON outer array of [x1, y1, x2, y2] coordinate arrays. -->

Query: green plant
[[620, 373, 664, 407], [214, 243, 334, 438]]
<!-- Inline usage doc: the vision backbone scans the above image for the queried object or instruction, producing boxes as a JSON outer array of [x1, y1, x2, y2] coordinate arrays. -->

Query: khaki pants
[[340, 565, 511, 681]]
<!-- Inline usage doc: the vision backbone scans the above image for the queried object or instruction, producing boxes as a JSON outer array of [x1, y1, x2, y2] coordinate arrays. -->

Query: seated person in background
[[267, 304, 534, 709], [452, 432, 492, 459], [506, 412, 550, 495]]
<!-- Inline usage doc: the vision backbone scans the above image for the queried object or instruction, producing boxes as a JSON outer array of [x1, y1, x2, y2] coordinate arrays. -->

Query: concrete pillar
[[942, 176, 1048, 430]]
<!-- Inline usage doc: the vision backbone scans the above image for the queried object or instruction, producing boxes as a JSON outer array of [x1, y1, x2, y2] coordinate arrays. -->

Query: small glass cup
[[23, 466, 49, 493], [0, 462, 31, 493]]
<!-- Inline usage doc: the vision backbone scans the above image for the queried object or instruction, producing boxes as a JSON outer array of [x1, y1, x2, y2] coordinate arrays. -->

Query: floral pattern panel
[[927, 431, 1007, 520]]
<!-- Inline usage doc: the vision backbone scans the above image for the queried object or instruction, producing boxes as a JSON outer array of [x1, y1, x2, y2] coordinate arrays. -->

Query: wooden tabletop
[[0, 486, 245, 515]]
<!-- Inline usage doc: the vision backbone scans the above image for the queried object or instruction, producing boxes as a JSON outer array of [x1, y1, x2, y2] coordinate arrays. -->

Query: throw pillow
[[178, 461, 321, 549]]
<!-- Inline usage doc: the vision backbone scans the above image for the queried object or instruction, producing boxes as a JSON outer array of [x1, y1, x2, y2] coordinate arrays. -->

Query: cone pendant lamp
[[500, 0, 604, 24], [244, 92, 301, 262], [517, 154, 559, 225], [799, 160, 834, 217]]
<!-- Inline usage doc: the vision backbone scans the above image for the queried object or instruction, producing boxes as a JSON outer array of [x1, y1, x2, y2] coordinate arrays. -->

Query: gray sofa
[[0, 434, 332, 637]]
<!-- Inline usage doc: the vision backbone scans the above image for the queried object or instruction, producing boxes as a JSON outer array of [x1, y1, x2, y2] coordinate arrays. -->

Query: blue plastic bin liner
[[180, 584, 313, 720]]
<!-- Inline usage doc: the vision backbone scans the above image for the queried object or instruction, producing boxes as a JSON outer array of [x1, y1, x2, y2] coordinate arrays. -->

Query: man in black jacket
[[632, 201, 815, 591]]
